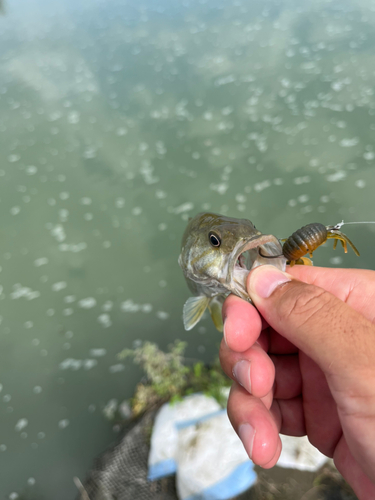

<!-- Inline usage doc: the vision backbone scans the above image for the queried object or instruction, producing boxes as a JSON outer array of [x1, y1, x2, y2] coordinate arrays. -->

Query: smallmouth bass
[[178, 212, 286, 332]]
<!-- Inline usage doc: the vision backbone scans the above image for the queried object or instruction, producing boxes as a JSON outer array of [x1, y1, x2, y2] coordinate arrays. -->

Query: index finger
[[223, 292, 298, 354], [222, 294, 262, 352]]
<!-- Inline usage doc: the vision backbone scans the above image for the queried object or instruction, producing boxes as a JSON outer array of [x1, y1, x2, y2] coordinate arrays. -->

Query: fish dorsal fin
[[183, 296, 210, 331], [208, 296, 225, 332]]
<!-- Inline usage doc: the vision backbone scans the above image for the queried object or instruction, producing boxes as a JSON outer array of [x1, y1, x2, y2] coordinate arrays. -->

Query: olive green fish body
[[178, 213, 286, 331]]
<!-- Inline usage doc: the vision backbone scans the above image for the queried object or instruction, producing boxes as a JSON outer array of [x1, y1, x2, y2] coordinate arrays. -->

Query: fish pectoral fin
[[208, 296, 225, 332], [183, 296, 210, 331]]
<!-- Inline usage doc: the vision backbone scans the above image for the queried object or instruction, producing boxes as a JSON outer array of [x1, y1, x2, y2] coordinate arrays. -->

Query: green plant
[[118, 341, 230, 417]]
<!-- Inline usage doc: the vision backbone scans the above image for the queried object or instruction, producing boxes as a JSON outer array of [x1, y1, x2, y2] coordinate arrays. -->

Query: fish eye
[[209, 232, 221, 247]]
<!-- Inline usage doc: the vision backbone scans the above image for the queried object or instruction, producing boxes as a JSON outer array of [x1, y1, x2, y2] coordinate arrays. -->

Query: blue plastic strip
[[147, 458, 177, 481], [184, 461, 257, 500], [175, 409, 226, 430]]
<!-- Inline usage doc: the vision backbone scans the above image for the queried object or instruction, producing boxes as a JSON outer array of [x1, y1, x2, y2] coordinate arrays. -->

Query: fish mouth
[[228, 234, 286, 300]]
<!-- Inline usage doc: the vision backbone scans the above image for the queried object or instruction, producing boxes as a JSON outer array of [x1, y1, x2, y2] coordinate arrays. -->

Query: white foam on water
[[59, 242, 87, 252], [109, 364, 125, 373], [34, 257, 48, 267], [51, 281, 67, 292], [50, 224, 66, 242], [364, 150, 375, 160], [8, 154, 20, 163], [121, 299, 152, 313], [89, 349, 107, 357], [10, 285, 40, 300], [58, 419, 69, 429], [293, 176, 310, 185], [330, 256, 343, 265], [340, 137, 359, 147], [210, 183, 228, 195], [156, 311, 169, 320], [115, 197, 125, 208], [98, 314, 112, 328], [15, 419, 28, 432], [102, 301, 113, 311], [26, 165, 37, 175], [326, 171, 346, 182], [59, 358, 97, 370], [64, 295, 76, 303], [254, 180, 271, 192], [78, 297, 97, 309], [355, 179, 366, 188], [173, 202, 194, 214], [297, 194, 309, 203]]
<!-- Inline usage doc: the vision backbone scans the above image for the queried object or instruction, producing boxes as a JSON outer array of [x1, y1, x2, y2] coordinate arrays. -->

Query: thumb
[[247, 265, 375, 378]]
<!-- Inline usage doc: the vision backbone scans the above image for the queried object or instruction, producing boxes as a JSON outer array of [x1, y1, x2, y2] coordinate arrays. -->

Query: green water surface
[[0, 0, 374, 497]]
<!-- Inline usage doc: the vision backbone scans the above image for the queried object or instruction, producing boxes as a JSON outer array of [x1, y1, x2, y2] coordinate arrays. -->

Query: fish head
[[178, 212, 286, 301]]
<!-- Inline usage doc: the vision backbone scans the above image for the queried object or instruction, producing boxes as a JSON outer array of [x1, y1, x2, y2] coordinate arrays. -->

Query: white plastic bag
[[176, 410, 256, 500], [148, 394, 221, 480], [277, 435, 328, 471], [148, 394, 257, 499]]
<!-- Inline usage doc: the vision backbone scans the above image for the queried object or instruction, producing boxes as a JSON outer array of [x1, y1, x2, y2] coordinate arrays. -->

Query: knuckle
[[279, 284, 334, 329]]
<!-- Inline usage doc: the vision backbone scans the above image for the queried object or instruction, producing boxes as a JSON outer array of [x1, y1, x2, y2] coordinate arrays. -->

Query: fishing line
[[330, 220, 375, 230]]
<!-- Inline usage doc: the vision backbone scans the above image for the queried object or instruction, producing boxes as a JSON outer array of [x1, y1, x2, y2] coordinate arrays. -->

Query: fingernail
[[249, 265, 291, 299], [238, 423, 256, 460], [233, 360, 251, 393], [223, 318, 228, 346]]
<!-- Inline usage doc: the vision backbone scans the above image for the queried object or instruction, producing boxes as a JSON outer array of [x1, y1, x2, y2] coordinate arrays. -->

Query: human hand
[[219, 265, 375, 500]]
